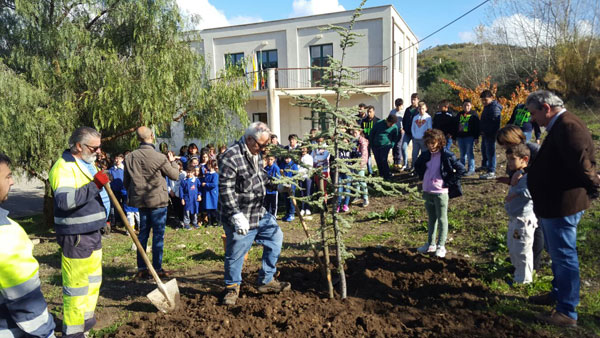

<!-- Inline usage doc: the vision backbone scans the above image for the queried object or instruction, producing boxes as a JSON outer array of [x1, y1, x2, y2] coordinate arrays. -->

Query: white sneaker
[[417, 243, 436, 253], [305, 209, 311, 216], [435, 246, 447, 258], [300, 210, 305, 216]]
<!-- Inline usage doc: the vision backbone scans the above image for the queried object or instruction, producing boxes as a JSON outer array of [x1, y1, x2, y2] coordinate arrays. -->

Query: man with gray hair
[[124, 126, 179, 279], [219, 122, 291, 305], [526, 90, 600, 327], [49, 126, 110, 337]]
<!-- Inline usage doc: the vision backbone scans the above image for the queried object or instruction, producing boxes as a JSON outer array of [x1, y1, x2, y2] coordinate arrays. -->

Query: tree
[[0, 0, 251, 225], [272, 0, 413, 299]]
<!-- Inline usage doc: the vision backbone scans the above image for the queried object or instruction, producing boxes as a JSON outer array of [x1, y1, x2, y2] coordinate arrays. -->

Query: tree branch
[[101, 126, 137, 142], [56, 1, 83, 27], [173, 109, 188, 122], [85, 0, 122, 30]]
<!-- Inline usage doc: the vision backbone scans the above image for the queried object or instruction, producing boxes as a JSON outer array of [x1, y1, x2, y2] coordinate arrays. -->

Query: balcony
[[251, 66, 388, 90]]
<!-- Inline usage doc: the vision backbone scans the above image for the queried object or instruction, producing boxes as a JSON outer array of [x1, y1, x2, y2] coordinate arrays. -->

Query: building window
[[398, 44, 403, 72], [225, 52, 245, 67], [252, 112, 268, 124], [310, 44, 333, 87], [311, 109, 330, 132], [257, 50, 278, 89]]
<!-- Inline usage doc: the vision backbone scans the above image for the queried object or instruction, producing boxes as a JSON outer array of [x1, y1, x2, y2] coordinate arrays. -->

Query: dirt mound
[[112, 247, 548, 337]]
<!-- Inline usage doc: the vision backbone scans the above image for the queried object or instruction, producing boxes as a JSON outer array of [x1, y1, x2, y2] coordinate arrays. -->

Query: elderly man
[[49, 127, 110, 337], [0, 154, 56, 338], [124, 127, 179, 279], [220, 122, 291, 305], [526, 90, 600, 327]]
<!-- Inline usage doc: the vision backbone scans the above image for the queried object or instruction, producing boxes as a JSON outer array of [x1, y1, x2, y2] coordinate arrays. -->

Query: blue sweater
[[264, 164, 281, 194], [201, 172, 219, 210], [282, 161, 299, 190]]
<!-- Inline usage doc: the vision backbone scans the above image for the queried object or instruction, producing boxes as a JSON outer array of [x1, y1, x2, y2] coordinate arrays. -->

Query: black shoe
[[134, 270, 150, 280], [529, 292, 556, 305], [257, 279, 291, 294]]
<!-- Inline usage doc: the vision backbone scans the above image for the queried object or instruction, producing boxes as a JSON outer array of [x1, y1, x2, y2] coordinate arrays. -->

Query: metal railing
[[249, 66, 388, 90]]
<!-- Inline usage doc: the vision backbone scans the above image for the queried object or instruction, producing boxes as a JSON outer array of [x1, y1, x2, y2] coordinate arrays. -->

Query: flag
[[252, 54, 259, 90]]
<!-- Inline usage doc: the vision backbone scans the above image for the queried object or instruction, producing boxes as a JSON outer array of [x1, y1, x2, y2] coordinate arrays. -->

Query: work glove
[[232, 212, 250, 235], [93, 171, 110, 189]]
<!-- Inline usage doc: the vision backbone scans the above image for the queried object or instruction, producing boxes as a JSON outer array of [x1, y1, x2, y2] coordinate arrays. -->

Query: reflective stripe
[[16, 308, 50, 333], [0, 327, 21, 338], [55, 187, 77, 209], [54, 212, 106, 225], [62, 285, 88, 297], [1, 273, 41, 301], [84, 311, 94, 320], [64, 323, 85, 335], [88, 275, 102, 284]]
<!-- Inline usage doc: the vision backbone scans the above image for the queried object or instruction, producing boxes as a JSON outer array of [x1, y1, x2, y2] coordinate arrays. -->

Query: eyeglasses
[[83, 144, 102, 152], [252, 137, 269, 150]]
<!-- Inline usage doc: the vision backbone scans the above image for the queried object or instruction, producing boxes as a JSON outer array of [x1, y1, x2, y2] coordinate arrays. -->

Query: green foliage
[[367, 206, 408, 223], [0, 0, 251, 178]]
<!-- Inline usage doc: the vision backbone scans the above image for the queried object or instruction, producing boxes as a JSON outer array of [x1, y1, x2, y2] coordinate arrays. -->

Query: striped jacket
[[218, 137, 267, 229], [49, 151, 106, 235], [0, 208, 56, 338]]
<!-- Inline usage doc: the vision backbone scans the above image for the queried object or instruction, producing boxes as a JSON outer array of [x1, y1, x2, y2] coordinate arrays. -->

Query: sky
[[176, 0, 490, 50]]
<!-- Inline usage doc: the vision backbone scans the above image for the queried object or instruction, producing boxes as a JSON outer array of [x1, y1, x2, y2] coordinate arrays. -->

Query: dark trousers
[[533, 224, 545, 271], [264, 193, 278, 216], [300, 178, 312, 211], [169, 195, 184, 226], [373, 146, 392, 180]]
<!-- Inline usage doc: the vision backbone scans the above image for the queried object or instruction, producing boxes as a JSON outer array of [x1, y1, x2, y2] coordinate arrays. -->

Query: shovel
[[104, 183, 180, 313]]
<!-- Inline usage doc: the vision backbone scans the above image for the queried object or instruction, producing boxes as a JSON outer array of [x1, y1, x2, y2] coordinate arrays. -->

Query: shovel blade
[[147, 279, 180, 313]]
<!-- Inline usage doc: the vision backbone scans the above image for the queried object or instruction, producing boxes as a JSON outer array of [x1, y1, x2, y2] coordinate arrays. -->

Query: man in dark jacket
[[432, 99, 457, 150], [124, 126, 180, 279], [455, 99, 480, 175], [479, 90, 502, 179], [369, 114, 400, 180], [526, 90, 600, 327], [401, 93, 420, 170], [361, 106, 380, 175]]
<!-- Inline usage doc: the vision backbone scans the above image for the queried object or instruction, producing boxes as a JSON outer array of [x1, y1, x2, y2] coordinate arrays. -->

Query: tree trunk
[[330, 169, 347, 299], [43, 179, 54, 228], [319, 179, 334, 299]]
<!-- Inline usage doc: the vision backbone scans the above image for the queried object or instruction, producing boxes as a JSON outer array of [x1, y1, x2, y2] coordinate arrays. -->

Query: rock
[[31, 238, 40, 245], [176, 244, 186, 249]]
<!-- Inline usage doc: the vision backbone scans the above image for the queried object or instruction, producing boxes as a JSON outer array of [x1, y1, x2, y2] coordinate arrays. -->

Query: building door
[[257, 49, 278, 89], [310, 44, 333, 87]]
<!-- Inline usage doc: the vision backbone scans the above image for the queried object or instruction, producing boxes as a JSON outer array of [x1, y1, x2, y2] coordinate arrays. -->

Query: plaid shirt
[[218, 137, 267, 229]]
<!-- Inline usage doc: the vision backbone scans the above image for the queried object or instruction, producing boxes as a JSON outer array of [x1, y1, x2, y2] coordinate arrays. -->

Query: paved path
[[4, 175, 44, 218]]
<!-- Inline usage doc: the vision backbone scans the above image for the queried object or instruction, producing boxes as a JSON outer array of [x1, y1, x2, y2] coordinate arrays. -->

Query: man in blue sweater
[[479, 90, 503, 179]]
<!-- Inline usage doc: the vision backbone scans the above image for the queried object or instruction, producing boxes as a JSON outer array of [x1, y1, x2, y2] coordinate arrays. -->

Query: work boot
[[529, 292, 556, 305], [536, 310, 577, 327], [134, 270, 150, 280], [257, 279, 291, 294], [222, 285, 240, 305]]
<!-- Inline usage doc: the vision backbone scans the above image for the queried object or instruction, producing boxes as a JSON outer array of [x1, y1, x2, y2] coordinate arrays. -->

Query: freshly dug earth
[[112, 247, 549, 337]]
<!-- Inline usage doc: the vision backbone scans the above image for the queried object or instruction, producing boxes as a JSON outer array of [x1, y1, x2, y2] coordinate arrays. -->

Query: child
[[281, 155, 298, 222], [432, 99, 457, 150], [167, 159, 185, 228], [414, 129, 466, 258], [351, 128, 369, 207], [456, 99, 480, 176], [312, 137, 330, 197], [108, 154, 125, 227], [201, 159, 219, 226], [401, 93, 419, 170], [199, 151, 210, 176], [179, 164, 201, 230], [504, 144, 537, 284], [298, 147, 313, 216], [336, 140, 352, 212], [263, 155, 280, 216], [411, 101, 432, 170]]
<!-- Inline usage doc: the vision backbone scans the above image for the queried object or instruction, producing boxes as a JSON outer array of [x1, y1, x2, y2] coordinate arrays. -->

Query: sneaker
[[529, 292, 556, 305], [536, 310, 577, 327], [257, 279, 291, 294], [417, 243, 436, 253], [342, 205, 349, 212], [222, 285, 240, 305], [435, 246, 447, 258], [305, 209, 311, 216], [282, 215, 294, 222], [183, 225, 192, 230], [362, 200, 369, 207], [300, 210, 305, 216], [479, 172, 496, 180], [465, 170, 476, 176], [336, 206, 340, 213]]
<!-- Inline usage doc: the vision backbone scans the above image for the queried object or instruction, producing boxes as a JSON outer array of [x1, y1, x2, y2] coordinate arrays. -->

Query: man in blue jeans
[[526, 90, 600, 327], [219, 122, 291, 305], [124, 126, 180, 279], [479, 90, 502, 179]]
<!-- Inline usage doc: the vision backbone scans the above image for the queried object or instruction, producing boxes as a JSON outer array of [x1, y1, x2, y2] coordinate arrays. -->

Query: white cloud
[[176, 0, 262, 30], [291, 0, 345, 17], [458, 31, 476, 43]]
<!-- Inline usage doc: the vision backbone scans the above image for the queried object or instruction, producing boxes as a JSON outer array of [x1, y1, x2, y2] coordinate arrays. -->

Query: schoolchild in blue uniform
[[281, 155, 298, 222], [263, 155, 281, 216], [201, 159, 219, 226], [179, 164, 201, 230]]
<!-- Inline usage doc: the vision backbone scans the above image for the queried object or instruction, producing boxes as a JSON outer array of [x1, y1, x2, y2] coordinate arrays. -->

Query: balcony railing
[[249, 66, 388, 90]]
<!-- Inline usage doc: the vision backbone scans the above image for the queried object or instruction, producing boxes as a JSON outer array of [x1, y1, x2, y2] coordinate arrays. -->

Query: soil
[[111, 247, 551, 338]]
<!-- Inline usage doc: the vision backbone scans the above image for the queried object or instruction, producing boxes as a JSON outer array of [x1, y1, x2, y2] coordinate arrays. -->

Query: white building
[[160, 5, 418, 149]]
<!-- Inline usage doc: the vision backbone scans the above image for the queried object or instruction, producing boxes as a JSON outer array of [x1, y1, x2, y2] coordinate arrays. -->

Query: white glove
[[232, 212, 250, 235]]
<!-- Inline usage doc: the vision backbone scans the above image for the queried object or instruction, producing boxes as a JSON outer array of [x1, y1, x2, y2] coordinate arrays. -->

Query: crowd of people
[[0, 90, 597, 338]]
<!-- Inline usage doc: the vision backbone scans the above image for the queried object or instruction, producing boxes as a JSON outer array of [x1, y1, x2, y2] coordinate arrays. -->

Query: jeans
[[284, 187, 296, 217], [457, 136, 475, 172], [401, 134, 412, 167], [224, 212, 283, 286], [354, 169, 368, 201], [423, 192, 449, 247], [445, 137, 453, 151], [540, 211, 584, 320], [300, 178, 312, 211], [481, 135, 497, 173], [523, 130, 532, 142], [183, 211, 198, 227], [337, 173, 351, 207], [137, 207, 167, 272], [392, 135, 403, 165], [367, 146, 373, 175], [412, 138, 426, 169], [373, 146, 392, 180]]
